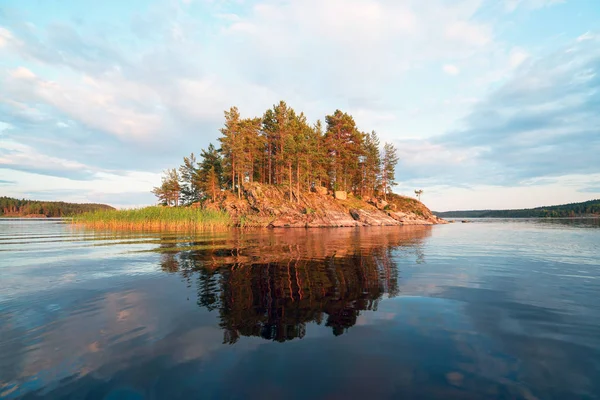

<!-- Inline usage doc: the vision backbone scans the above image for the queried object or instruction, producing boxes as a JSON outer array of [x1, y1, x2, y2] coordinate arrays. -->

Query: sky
[[0, 0, 599, 211]]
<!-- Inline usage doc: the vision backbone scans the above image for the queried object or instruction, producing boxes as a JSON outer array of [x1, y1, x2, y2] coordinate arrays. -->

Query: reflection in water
[[2, 220, 600, 399], [158, 227, 431, 343]]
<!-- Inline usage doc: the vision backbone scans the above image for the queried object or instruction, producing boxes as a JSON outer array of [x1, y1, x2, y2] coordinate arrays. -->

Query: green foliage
[[152, 100, 402, 208], [179, 153, 201, 205], [361, 131, 382, 197], [324, 110, 363, 192], [152, 168, 181, 206], [0, 196, 114, 217], [434, 199, 600, 218], [198, 143, 224, 202], [382, 142, 399, 199]]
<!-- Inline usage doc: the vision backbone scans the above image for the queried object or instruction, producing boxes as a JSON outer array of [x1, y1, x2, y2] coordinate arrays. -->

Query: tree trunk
[[296, 161, 300, 204], [232, 158, 235, 193], [288, 162, 292, 202], [211, 174, 216, 202], [268, 142, 272, 185]]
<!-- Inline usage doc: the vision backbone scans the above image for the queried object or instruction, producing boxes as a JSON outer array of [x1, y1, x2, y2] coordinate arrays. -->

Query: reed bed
[[74, 206, 233, 232]]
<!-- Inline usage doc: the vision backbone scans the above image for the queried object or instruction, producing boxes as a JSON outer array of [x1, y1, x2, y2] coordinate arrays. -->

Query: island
[[74, 101, 446, 230]]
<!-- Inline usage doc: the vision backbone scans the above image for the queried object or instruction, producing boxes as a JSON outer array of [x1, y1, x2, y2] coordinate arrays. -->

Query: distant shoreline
[[434, 199, 599, 219]]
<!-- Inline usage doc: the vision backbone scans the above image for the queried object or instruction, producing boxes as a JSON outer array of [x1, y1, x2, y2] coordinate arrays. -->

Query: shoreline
[[71, 184, 447, 232]]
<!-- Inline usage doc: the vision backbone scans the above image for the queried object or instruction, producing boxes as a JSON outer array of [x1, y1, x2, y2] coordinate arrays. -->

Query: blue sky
[[1, 0, 599, 211]]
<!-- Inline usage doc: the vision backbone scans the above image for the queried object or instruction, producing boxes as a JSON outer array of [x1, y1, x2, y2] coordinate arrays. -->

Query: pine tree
[[324, 110, 363, 192], [151, 102, 409, 207], [219, 107, 242, 197], [262, 101, 295, 185], [152, 169, 181, 206], [239, 117, 263, 185], [198, 144, 223, 202], [381, 143, 399, 200], [179, 153, 200, 205], [362, 131, 382, 198]]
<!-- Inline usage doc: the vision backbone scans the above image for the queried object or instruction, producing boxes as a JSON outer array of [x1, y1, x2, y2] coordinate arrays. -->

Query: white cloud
[[0, 27, 13, 48], [5, 69, 165, 141], [1, 0, 597, 209], [10, 67, 36, 80], [0, 141, 94, 179], [508, 48, 529, 68], [408, 176, 600, 212], [577, 32, 596, 42], [443, 64, 460, 75], [444, 21, 492, 47], [504, 0, 565, 12]]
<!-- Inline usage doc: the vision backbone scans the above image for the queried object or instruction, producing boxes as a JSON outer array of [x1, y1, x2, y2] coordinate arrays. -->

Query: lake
[[1, 219, 599, 399]]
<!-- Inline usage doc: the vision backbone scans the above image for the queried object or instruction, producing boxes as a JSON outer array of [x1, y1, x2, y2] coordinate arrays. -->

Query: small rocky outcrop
[[334, 191, 348, 200], [314, 186, 328, 196], [207, 183, 447, 228]]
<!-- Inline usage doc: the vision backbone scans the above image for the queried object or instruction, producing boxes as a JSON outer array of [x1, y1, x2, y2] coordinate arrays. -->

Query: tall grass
[[74, 206, 233, 232]]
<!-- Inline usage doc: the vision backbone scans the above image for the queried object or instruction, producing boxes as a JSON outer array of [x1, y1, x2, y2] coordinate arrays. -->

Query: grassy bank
[[74, 206, 233, 231]]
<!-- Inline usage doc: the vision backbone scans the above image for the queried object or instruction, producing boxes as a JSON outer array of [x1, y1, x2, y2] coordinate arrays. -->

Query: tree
[[219, 107, 243, 197], [285, 111, 314, 202], [324, 110, 363, 192], [152, 169, 181, 206], [414, 190, 423, 202], [262, 101, 296, 186], [309, 120, 328, 189], [381, 143, 399, 200], [361, 131, 381, 198], [151, 102, 414, 207], [238, 117, 264, 185], [198, 143, 223, 202], [179, 153, 200, 205]]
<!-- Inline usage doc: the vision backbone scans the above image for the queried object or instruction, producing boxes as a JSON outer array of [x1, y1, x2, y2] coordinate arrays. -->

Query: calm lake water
[[1, 219, 599, 399]]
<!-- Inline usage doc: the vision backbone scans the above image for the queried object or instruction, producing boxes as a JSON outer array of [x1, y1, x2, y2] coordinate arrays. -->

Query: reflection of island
[[159, 227, 432, 343]]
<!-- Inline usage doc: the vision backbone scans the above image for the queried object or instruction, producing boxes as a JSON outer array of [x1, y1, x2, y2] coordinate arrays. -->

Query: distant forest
[[0, 197, 114, 217], [434, 199, 600, 218], [153, 101, 399, 205]]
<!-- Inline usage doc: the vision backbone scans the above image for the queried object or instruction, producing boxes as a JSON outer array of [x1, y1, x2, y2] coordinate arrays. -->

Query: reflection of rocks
[[160, 227, 432, 343]]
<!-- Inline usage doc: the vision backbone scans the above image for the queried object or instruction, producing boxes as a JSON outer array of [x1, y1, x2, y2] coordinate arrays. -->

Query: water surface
[[1, 219, 599, 399]]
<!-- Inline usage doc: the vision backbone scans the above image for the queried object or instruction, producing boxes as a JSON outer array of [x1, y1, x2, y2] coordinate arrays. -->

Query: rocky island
[[207, 182, 445, 228], [76, 101, 445, 231]]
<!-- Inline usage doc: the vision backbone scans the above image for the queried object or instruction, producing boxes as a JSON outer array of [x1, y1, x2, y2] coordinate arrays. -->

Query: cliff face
[[206, 183, 447, 228]]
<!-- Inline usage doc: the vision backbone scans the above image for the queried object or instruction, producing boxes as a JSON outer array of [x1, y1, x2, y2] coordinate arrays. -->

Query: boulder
[[315, 186, 328, 196], [376, 200, 388, 210], [334, 191, 347, 200]]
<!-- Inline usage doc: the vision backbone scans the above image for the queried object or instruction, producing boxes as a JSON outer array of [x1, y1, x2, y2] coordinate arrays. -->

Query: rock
[[376, 200, 388, 210], [334, 191, 347, 200], [315, 186, 328, 196], [388, 212, 407, 221], [350, 209, 399, 225], [215, 183, 446, 227]]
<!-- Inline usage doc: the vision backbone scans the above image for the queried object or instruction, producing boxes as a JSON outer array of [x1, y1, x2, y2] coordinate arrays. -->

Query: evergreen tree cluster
[[435, 199, 600, 218], [0, 197, 114, 217], [154, 101, 399, 205]]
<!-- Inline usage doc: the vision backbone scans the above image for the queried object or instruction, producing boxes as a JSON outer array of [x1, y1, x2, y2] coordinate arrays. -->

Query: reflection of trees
[[158, 227, 432, 343]]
